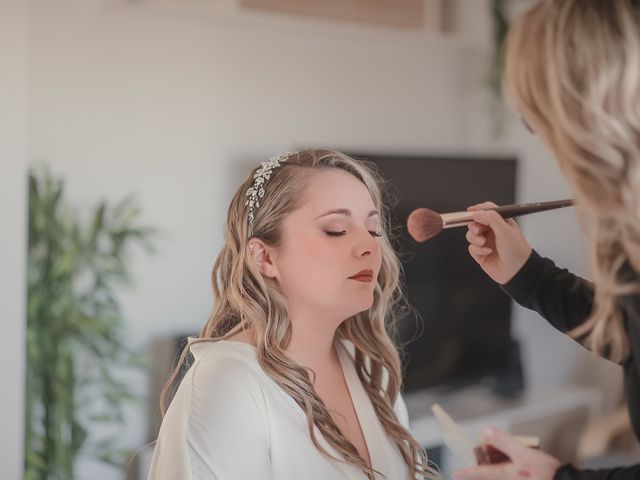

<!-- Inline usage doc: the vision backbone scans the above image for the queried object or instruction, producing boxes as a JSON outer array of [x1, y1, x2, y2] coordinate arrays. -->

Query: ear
[[247, 239, 279, 279]]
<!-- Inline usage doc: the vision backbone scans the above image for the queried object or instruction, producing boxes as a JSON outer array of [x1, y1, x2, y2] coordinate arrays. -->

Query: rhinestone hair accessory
[[245, 152, 292, 225]]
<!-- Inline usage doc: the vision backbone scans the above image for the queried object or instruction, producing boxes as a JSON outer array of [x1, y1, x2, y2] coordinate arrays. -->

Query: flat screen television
[[356, 154, 520, 394]]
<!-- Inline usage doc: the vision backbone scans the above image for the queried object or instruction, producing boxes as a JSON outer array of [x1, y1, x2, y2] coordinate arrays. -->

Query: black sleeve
[[500, 250, 595, 333], [555, 463, 640, 480]]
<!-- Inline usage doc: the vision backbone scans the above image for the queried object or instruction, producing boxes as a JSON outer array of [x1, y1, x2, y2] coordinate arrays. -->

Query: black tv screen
[[357, 154, 518, 392]]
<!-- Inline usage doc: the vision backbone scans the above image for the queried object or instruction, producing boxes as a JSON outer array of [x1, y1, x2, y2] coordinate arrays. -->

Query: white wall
[[18, 0, 621, 478], [0, 0, 28, 478]]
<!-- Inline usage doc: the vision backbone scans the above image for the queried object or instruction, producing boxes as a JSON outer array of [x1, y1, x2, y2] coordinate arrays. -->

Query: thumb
[[468, 201, 499, 212], [471, 210, 512, 238], [480, 427, 529, 462]]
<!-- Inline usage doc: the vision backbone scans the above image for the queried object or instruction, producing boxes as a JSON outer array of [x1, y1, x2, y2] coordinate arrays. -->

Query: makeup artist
[[455, 1, 640, 480]]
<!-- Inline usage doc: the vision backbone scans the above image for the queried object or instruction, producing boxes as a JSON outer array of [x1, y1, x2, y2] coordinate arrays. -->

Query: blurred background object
[[25, 166, 156, 479], [576, 406, 640, 469]]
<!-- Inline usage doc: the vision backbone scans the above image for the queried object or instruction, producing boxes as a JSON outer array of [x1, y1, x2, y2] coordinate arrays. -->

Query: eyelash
[[325, 231, 382, 238]]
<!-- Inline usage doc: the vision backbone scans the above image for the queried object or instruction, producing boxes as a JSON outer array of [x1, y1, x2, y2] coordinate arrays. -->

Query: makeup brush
[[407, 199, 574, 243], [431, 403, 477, 465], [431, 403, 541, 466]]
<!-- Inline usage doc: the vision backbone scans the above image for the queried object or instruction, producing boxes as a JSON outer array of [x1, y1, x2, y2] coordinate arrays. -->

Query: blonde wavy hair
[[504, 0, 640, 362], [161, 149, 437, 479]]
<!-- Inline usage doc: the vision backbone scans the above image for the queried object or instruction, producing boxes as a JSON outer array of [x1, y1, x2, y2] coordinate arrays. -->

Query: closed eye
[[325, 231, 382, 237]]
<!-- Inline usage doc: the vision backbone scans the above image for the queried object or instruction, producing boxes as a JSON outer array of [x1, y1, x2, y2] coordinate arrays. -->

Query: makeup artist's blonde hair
[[160, 149, 438, 479], [505, 0, 640, 362]]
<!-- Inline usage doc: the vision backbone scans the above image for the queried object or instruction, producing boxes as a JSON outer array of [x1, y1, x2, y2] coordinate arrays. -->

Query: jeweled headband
[[245, 152, 293, 226]]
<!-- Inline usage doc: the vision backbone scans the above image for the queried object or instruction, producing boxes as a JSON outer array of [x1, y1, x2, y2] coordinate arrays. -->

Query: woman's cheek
[[304, 235, 341, 260]]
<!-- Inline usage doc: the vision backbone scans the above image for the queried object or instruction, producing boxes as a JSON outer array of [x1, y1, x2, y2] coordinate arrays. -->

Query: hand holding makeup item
[[407, 199, 573, 243], [453, 427, 561, 480], [473, 433, 540, 465], [464, 201, 535, 285], [431, 404, 559, 480]]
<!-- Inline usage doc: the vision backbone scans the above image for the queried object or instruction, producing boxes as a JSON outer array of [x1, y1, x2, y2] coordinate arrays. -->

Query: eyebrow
[[314, 208, 379, 220]]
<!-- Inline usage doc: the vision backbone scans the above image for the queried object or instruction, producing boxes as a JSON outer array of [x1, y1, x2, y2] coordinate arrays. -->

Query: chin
[[329, 288, 375, 318], [348, 296, 375, 316]]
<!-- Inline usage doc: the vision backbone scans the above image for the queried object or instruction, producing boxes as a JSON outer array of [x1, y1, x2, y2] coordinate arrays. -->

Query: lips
[[349, 269, 374, 282]]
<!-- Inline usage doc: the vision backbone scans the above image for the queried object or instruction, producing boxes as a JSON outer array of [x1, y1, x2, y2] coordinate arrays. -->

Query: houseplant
[[24, 166, 155, 479]]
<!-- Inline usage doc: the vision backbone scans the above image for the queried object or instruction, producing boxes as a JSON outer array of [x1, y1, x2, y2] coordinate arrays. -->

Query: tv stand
[[404, 384, 603, 477]]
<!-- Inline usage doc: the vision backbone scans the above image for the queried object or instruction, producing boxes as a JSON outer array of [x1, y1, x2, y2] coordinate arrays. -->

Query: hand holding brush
[[465, 201, 535, 285], [407, 199, 573, 243], [408, 200, 573, 284]]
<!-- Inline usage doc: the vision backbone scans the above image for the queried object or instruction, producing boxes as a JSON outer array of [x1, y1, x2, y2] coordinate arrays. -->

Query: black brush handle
[[493, 199, 574, 218]]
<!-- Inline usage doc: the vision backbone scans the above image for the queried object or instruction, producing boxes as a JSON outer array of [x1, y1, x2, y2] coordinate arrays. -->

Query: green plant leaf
[[25, 165, 155, 479]]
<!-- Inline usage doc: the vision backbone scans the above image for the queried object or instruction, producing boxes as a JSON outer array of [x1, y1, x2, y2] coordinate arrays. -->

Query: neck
[[284, 309, 343, 373]]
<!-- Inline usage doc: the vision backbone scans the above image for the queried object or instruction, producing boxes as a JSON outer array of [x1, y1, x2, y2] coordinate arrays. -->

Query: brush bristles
[[407, 208, 444, 243]]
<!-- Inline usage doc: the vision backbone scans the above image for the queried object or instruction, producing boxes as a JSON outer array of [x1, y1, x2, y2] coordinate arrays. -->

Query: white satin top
[[148, 338, 413, 479]]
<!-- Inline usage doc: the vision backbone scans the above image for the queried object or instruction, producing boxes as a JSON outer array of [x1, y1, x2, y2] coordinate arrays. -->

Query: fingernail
[[483, 426, 496, 437]]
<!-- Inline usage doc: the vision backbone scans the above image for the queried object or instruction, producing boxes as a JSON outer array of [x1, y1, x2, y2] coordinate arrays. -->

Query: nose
[[354, 228, 379, 258]]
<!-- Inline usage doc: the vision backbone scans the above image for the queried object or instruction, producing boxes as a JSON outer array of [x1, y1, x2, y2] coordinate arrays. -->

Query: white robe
[[148, 338, 413, 480]]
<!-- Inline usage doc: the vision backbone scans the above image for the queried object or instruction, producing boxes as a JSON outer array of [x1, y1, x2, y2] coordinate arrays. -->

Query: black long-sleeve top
[[501, 250, 640, 480]]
